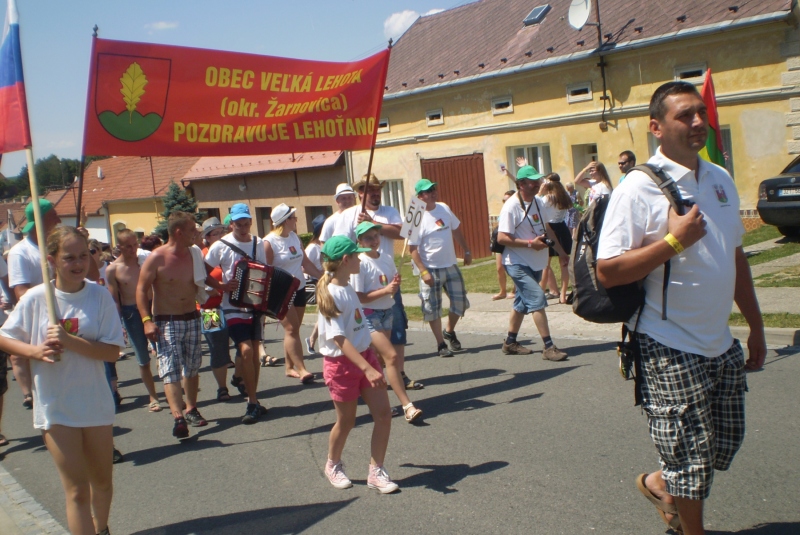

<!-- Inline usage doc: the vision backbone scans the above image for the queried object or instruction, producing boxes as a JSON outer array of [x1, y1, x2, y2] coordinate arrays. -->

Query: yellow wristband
[[420, 270, 429, 277], [141, 315, 152, 324], [664, 233, 684, 254]]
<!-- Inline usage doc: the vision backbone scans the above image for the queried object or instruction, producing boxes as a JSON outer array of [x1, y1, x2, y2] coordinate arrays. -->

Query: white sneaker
[[305, 337, 316, 355], [367, 464, 399, 494], [325, 460, 352, 489]]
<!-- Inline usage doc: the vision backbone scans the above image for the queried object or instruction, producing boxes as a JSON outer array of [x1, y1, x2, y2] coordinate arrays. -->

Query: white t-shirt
[[498, 194, 555, 271], [8, 237, 46, 288], [588, 180, 612, 204], [137, 248, 151, 266], [351, 252, 397, 310], [317, 282, 372, 357], [0, 256, 8, 325], [305, 242, 322, 272], [265, 232, 305, 289], [408, 203, 460, 269], [335, 205, 402, 259], [597, 148, 744, 358], [204, 233, 267, 320], [320, 211, 345, 243], [539, 195, 567, 223], [0, 281, 126, 430]]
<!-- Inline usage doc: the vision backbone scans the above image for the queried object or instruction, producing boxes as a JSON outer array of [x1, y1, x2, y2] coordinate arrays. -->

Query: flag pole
[[75, 25, 99, 227], [360, 39, 392, 214]]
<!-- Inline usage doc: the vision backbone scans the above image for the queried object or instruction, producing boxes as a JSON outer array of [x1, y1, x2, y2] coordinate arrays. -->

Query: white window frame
[[567, 82, 592, 103], [507, 144, 553, 180], [491, 96, 514, 116], [674, 63, 707, 85], [377, 117, 390, 134], [382, 179, 406, 215], [426, 108, 444, 127]]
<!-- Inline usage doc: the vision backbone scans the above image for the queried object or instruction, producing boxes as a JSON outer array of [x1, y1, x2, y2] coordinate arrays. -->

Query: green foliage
[[153, 182, 205, 240], [298, 232, 313, 248], [4, 154, 85, 198]]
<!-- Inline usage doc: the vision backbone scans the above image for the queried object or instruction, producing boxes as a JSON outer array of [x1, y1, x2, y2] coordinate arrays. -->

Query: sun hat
[[22, 199, 54, 233], [353, 175, 384, 191], [414, 178, 436, 194], [321, 235, 370, 261], [201, 217, 225, 238], [334, 183, 355, 199], [229, 203, 252, 221], [355, 221, 383, 237], [271, 203, 296, 227], [516, 165, 544, 181]]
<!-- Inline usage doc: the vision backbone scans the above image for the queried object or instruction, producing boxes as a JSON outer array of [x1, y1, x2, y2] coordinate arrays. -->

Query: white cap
[[271, 203, 296, 226], [334, 183, 355, 199]]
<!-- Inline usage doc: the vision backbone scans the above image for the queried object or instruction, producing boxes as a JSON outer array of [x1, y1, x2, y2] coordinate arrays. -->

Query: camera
[[542, 237, 555, 247]]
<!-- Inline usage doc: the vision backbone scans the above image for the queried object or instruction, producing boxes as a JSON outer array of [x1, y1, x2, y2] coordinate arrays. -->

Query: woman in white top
[[538, 175, 574, 304], [575, 161, 613, 205], [303, 214, 325, 355], [0, 226, 125, 535], [264, 203, 322, 384]]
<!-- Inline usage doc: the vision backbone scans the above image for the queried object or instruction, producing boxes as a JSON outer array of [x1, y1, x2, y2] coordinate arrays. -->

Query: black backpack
[[571, 164, 686, 324]]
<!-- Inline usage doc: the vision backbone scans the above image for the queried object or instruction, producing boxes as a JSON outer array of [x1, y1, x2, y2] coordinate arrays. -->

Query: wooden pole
[[75, 26, 99, 228], [360, 143, 376, 213], [25, 148, 60, 359]]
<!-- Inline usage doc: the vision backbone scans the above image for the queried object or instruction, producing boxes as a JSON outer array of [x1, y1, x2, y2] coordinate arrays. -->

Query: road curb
[[730, 326, 800, 348], [0, 463, 67, 535]]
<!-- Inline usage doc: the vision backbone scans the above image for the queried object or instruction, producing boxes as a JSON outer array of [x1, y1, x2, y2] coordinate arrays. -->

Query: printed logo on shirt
[[714, 184, 729, 204], [60, 318, 79, 335], [289, 246, 298, 255], [532, 213, 540, 223], [379, 274, 388, 286], [435, 219, 445, 228], [354, 308, 363, 324]]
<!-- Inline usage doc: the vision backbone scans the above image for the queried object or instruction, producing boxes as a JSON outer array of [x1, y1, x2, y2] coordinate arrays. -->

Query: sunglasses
[[617, 161, 629, 166]]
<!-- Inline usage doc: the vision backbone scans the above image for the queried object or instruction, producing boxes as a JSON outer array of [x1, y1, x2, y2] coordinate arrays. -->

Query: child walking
[[352, 222, 422, 423], [317, 236, 399, 494], [0, 226, 125, 535]]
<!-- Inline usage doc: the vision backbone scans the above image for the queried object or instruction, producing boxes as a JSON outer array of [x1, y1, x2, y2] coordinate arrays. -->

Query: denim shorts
[[364, 307, 394, 333], [504, 264, 547, 314], [390, 290, 407, 345], [120, 305, 152, 367], [203, 327, 233, 369]]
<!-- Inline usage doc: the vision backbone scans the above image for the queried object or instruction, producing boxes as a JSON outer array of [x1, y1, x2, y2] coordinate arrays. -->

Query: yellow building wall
[[356, 21, 790, 213], [108, 199, 164, 243]]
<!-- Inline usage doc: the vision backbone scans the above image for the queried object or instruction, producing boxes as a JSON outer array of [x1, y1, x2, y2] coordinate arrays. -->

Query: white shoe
[[325, 460, 352, 489], [305, 337, 316, 355], [367, 464, 399, 494]]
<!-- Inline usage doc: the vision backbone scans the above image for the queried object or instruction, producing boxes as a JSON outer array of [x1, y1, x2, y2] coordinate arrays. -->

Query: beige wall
[[108, 199, 164, 243], [190, 166, 347, 236], [355, 21, 792, 213]]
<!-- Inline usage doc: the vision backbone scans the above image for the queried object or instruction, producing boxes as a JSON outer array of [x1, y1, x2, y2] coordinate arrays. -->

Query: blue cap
[[312, 214, 326, 235], [229, 203, 251, 221]]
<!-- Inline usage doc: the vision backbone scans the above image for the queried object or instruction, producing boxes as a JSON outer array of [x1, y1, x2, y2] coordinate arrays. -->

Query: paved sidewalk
[[0, 464, 66, 535]]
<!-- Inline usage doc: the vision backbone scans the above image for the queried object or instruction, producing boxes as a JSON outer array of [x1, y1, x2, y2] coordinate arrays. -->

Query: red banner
[[83, 38, 390, 156]]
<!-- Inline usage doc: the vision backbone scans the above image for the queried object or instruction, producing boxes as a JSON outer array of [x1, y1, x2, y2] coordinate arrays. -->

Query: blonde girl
[[538, 176, 574, 304], [264, 203, 322, 383], [575, 161, 613, 204], [353, 222, 422, 423], [0, 226, 125, 535], [317, 236, 398, 494]]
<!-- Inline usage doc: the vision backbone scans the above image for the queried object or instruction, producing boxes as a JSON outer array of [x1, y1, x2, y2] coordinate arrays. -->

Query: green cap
[[414, 178, 436, 194], [321, 235, 370, 261], [355, 221, 382, 237], [223, 214, 232, 226], [22, 199, 54, 234], [516, 165, 544, 181]]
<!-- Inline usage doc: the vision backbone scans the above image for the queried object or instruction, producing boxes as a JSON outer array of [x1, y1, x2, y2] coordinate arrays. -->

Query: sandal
[[300, 373, 315, 385], [216, 387, 231, 402], [402, 371, 424, 390], [260, 355, 278, 367], [636, 473, 683, 533], [22, 394, 33, 410], [0, 434, 9, 447], [148, 401, 162, 412], [231, 375, 247, 396], [403, 403, 423, 423]]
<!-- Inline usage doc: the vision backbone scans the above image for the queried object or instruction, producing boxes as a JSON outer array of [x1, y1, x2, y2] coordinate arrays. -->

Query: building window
[[203, 207, 220, 221], [567, 82, 592, 103], [507, 145, 552, 179], [674, 63, 707, 85], [491, 96, 513, 116], [382, 179, 406, 215], [647, 132, 660, 158], [304, 206, 333, 233], [377, 118, 390, 134], [426, 109, 444, 126], [256, 207, 272, 237]]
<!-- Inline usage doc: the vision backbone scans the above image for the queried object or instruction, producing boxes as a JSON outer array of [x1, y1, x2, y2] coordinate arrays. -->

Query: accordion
[[229, 259, 301, 320]]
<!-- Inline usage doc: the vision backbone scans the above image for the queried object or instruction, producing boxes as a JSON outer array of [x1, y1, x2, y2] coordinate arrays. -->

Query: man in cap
[[497, 166, 568, 361], [320, 183, 357, 243], [204, 203, 269, 424], [408, 178, 472, 358], [7, 199, 62, 408]]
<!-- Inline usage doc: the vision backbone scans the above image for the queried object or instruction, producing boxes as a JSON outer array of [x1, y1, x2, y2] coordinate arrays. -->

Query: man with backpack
[[497, 166, 569, 360], [596, 81, 766, 535]]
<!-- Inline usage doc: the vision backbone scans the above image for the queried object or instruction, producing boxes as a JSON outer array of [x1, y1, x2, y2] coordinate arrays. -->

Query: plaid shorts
[[418, 264, 470, 322], [156, 318, 203, 384], [637, 333, 748, 501]]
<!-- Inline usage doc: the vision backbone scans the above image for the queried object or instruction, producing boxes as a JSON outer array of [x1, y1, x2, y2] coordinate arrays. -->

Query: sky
[[1, 0, 468, 179]]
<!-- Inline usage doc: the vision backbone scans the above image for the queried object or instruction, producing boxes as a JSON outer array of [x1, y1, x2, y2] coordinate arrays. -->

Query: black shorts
[[548, 221, 573, 258], [0, 350, 8, 396], [293, 287, 310, 308], [226, 313, 263, 345]]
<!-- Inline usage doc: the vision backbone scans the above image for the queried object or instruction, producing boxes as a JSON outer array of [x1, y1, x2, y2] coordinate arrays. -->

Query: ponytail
[[316, 258, 344, 319]]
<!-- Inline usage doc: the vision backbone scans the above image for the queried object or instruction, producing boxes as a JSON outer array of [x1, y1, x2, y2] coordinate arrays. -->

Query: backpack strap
[[629, 164, 688, 321], [220, 239, 252, 260], [251, 237, 257, 259]]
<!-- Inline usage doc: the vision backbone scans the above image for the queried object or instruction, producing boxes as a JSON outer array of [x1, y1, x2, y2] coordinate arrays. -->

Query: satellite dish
[[568, 0, 592, 30]]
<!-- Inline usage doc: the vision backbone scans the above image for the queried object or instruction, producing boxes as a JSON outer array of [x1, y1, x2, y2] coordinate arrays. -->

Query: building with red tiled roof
[[355, 0, 795, 257]]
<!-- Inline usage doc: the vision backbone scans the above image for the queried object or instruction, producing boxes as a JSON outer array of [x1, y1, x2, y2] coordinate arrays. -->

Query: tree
[[5, 154, 84, 198], [153, 182, 205, 240]]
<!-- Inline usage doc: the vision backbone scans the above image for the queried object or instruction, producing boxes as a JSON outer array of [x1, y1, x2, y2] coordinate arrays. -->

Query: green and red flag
[[699, 68, 725, 167]]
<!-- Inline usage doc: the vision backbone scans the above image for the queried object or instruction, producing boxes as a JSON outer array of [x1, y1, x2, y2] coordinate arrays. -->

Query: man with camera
[[497, 166, 569, 360], [596, 81, 765, 535]]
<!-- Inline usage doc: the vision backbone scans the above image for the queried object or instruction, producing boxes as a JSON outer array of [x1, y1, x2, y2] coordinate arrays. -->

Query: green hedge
[[298, 232, 313, 248]]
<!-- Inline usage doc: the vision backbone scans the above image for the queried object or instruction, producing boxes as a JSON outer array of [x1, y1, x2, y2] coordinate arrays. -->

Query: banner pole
[[360, 144, 376, 213], [25, 148, 60, 336], [360, 40, 393, 214], [75, 26, 99, 227]]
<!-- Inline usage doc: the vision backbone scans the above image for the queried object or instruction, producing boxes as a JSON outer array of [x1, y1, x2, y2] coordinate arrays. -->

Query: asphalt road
[[1, 328, 798, 535]]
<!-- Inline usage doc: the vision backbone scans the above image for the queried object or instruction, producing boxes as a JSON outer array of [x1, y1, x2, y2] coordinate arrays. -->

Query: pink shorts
[[323, 348, 383, 403]]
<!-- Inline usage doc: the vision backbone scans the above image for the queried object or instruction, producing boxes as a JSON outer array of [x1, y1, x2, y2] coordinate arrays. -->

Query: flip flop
[[148, 401, 163, 413], [300, 373, 315, 385], [0, 434, 9, 447], [636, 474, 683, 533]]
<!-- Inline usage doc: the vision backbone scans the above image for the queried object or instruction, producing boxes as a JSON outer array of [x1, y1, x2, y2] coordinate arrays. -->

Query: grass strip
[[729, 312, 800, 328]]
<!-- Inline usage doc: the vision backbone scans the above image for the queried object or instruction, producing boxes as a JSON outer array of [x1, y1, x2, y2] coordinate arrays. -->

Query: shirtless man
[[106, 229, 162, 411], [137, 212, 221, 439]]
